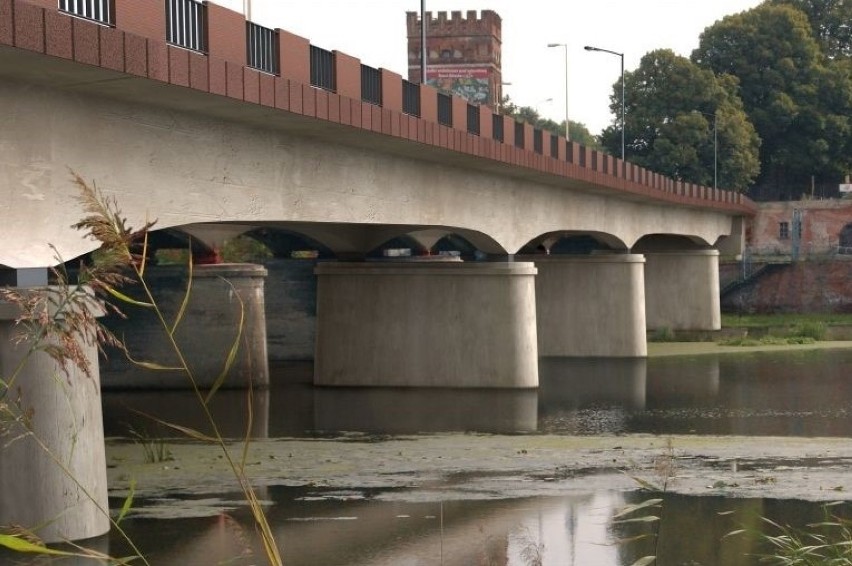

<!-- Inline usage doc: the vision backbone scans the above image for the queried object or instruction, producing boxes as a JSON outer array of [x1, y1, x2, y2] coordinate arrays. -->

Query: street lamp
[[420, 0, 427, 84], [692, 110, 719, 189], [547, 43, 569, 141], [584, 45, 624, 161]]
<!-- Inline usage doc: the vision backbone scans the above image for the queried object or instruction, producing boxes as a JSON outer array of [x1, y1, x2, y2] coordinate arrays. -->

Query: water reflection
[[5, 489, 844, 565], [312, 387, 538, 434], [101, 348, 852, 438]]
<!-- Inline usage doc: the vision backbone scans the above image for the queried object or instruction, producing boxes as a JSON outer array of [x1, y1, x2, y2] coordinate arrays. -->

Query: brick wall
[[750, 200, 852, 255]]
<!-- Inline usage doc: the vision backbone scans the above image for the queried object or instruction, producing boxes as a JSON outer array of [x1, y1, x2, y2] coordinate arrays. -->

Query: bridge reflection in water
[[9, 488, 844, 566], [102, 349, 852, 439]]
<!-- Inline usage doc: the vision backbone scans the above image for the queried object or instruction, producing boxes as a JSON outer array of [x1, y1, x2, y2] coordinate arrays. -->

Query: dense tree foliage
[[766, 0, 851, 59], [500, 96, 598, 147], [692, 3, 851, 198], [598, 49, 760, 191]]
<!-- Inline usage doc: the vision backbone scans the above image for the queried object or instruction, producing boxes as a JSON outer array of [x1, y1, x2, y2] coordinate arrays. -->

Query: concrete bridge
[[0, 0, 755, 545], [0, 0, 753, 381]]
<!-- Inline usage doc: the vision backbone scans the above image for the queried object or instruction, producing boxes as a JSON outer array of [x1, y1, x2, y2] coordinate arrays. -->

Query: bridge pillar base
[[314, 261, 538, 388], [100, 263, 269, 389], [0, 287, 109, 543], [644, 250, 721, 331], [533, 255, 647, 357]]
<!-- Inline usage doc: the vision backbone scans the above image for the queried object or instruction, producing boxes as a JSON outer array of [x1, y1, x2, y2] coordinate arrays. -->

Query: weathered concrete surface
[[314, 261, 538, 388], [263, 259, 317, 361], [0, 80, 740, 268], [645, 250, 721, 331], [0, 291, 109, 542], [533, 254, 647, 357], [100, 263, 269, 389]]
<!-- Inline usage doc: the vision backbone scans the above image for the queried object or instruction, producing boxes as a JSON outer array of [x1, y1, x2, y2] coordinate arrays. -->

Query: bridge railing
[[59, 0, 114, 25], [246, 21, 278, 75], [7, 0, 752, 214], [361, 64, 382, 106], [165, 0, 206, 52]]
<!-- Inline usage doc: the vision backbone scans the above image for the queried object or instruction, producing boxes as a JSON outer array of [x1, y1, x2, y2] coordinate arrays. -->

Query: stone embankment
[[721, 260, 852, 314]]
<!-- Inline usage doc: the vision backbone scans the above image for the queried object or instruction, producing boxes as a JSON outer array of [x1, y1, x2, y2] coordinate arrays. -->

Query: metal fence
[[402, 80, 420, 117], [466, 104, 479, 136], [492, 113, 504, 142], [437, 92, 452, 126], [246, 22, 278, 75], [514, 121, 524, 149], [361, 64, 382, 106], [59, 0, 114, 24], [166, 0, 206, 52], [309, 45, 335, 91], [533, 128, 543, 154]]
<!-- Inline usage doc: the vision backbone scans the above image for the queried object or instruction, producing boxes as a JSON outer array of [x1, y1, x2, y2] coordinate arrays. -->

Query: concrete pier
[[644, 250, 721, 331], [100, 263, 269, 389], [0, 289, 109, 542], [314, 261, 538, 388], [534, 255, 647, 357]]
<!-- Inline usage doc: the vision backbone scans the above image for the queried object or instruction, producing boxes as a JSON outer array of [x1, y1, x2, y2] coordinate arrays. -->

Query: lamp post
[[584, 45, 624, 161], [692, 110, 718, 189], [547, 43, 569, 141], [420, 0, 427, 84]]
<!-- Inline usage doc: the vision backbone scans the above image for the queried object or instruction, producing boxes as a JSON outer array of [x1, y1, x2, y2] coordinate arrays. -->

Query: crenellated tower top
[[406, 10, 503, 106]]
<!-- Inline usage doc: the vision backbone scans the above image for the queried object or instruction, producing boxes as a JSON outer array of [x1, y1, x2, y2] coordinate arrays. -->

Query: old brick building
[[748, 199, 852, 258], [406, 10, 502, 106]]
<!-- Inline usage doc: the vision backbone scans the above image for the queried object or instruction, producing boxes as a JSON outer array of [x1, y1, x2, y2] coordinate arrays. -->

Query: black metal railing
[[361, 64, 382, 106], [166, 0, 206, 52], [246, 21, 278, 75], [514, 121, 525, 149], [533, 129, 543, 154], [437, 92, 452, 126], [551, 134, 558, 157], [59, 0, 114, 25], [402, 80, 420, 117], [492, 113, 504, 142], [310, 45, 336, 91], [467, 104, 480, 135]]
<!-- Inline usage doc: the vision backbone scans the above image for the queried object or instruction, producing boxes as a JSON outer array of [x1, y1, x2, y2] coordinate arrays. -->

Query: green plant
[[70, 174, 282, 564], [613, 439, 678, 566], [128, 426, 173, 464], [727, 502, 852, 565], [649, 327, 675, 342], [1, 173, 282, 564], [1, 261, 145, 563], [791, 321, 827, 341]]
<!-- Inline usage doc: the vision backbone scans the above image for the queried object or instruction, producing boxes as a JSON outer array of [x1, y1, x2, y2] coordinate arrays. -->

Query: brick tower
[[406, 10, 503, 107]]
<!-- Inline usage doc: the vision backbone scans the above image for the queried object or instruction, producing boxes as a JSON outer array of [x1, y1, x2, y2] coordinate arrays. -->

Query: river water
[[6, 348, 852, 565]]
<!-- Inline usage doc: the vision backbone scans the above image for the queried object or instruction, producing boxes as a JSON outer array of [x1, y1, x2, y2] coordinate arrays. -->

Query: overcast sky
[[218, 0, 764, 135]]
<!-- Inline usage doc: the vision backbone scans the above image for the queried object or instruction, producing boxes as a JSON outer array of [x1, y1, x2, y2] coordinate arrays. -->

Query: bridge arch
[[518, 231, 629, 255], [631, 234, 714, 253]]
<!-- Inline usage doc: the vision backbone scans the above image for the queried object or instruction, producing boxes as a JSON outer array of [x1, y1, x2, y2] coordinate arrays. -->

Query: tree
[[692, 4, 851, 198], [499, 95, 598, 148], [766, 0, 852, 59], [598, 49, 760, 191]]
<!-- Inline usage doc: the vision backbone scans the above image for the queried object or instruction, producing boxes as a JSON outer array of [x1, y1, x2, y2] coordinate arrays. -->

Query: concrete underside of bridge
[[0, 74, 739, 269]]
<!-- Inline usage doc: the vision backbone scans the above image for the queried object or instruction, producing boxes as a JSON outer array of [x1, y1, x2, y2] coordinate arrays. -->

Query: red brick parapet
[[0, 0, 755, 215]]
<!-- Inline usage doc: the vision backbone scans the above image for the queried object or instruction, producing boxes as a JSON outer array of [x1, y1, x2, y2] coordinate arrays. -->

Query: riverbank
[[648, 339, 852, 357]]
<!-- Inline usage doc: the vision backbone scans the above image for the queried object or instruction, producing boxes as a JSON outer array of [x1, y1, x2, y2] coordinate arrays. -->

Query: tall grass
[[1, 173, 283, 564]]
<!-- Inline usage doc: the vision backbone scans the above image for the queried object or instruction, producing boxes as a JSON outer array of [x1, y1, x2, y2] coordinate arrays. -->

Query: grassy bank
[[721, 312, 852, 328]]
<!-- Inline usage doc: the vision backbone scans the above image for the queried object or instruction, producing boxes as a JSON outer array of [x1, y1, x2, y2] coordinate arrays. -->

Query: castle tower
[[406, 10, 503, 107]]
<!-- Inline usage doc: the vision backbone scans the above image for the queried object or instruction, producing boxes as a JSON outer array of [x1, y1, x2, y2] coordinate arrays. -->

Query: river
[[5, 346, 852, 565]]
